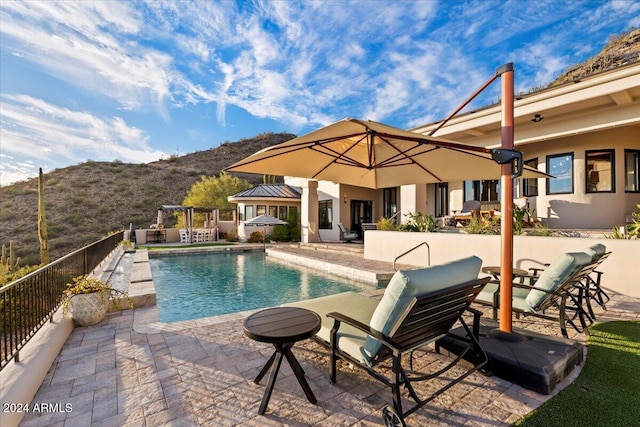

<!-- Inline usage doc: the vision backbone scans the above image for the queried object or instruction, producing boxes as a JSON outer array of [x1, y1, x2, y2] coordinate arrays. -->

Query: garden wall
[[364, 230, 640, 298]]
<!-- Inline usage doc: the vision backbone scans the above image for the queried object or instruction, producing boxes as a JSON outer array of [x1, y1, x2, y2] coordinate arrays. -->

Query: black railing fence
[[0, 231, 123, 370]]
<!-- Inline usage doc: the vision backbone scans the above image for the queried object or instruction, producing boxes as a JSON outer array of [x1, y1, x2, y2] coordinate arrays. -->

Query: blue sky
[[1, 0, 639, 185]]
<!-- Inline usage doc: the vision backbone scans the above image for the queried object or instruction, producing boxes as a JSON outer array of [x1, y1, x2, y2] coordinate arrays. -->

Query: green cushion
[[362, 256, 482, 364], [524, 252, 591, 310], [476, 282, 529, 305], [283, 292, 379, 363], [585, 244, 606, 261]]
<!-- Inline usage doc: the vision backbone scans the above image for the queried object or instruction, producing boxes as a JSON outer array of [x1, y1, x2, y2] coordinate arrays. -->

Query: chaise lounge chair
[[474, 251, 597, 337], [337, 223, 358, 242], [286, 256, 489, 426], [452, 200, 481, 223], [527, 244, 611, 319]]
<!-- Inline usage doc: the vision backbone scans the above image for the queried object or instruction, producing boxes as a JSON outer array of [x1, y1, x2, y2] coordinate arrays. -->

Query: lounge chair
[[286, 256, 489, 426], [453, 200, 481, 223], [337, 223, 357, 242], [474, 251, 595, 337], [527, 244, 611, 317]]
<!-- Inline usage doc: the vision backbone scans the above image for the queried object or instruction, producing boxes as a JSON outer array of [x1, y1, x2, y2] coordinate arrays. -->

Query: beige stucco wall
[[364, 230, 640, 297], [520, 127, 640, 229]]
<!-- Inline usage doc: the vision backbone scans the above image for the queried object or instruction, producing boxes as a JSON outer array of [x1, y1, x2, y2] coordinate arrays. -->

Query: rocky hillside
[[0, 132, 294, 266], [550, 28, 639, 86]]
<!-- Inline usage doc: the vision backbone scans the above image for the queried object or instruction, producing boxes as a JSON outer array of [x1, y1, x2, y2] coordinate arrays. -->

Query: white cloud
[[0, 0, 635, 159], [0, 95, 167, 182]]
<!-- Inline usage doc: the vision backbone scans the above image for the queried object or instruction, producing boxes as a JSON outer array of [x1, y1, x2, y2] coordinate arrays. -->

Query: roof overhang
[[412, 62, 640, 148]]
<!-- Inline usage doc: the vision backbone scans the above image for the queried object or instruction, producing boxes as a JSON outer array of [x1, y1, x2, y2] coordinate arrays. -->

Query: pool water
[[149, 252, 368, 323]]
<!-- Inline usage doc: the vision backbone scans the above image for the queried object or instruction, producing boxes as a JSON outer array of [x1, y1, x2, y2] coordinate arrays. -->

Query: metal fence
[[0, 231, 123, 371]]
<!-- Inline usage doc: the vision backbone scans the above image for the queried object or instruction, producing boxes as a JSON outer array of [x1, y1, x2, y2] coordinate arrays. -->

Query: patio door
[[350, 200, 372, 238], [435, 183, 449, 217]]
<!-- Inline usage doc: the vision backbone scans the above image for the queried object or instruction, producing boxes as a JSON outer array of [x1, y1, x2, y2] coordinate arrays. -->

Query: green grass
[[136, 243, 237, 251], [515, 321, 640, 426]]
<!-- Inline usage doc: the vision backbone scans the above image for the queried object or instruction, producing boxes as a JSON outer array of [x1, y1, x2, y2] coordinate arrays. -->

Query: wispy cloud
[[0, 0, 636, 184], [0, 95, 167, 178]]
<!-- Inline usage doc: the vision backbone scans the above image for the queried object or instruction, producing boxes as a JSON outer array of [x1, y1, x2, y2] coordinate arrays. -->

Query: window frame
[[244, 205, 254, 220], [546, 152, 574, 195], [382, 187, 398, 219], [625, 149, 640, 193], [585, 149, 616, 194], [318, 200, 333, 230], [522, 158, 539, 197]]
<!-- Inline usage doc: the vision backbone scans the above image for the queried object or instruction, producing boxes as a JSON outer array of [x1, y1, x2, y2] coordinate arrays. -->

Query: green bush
[[398, 212, 438, 232], [376, 217, 398, 231], [464, 216, 500, 235], [272, 224, 290, 241], [248, 231, 264, 243], [225, 229, 239, 242]]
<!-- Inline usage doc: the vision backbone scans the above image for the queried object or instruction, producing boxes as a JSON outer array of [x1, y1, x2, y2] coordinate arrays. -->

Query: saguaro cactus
[[1, 241, 20, 272], [38, 167, 50, 265]]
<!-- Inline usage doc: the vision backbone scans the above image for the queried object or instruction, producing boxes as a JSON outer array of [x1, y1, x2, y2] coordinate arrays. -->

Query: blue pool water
[[149, 252, 367, 322]]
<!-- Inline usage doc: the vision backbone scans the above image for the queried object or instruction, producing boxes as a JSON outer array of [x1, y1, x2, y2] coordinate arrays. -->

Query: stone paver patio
[[19, 245, 640, 426]]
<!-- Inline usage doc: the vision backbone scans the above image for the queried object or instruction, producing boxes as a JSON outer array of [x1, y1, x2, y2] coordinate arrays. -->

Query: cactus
[[1, 241, 20, 272], [38, 167, 50, 265]]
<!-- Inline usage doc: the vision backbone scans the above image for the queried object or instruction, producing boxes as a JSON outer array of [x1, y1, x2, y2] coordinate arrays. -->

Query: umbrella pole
[[498, 64, 515, 334]]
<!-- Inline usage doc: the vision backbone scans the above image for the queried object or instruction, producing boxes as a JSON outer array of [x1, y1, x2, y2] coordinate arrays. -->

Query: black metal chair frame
[[528, 252, 611, 320], [315, 278, 489, 427], [480, 261, 599, 338]]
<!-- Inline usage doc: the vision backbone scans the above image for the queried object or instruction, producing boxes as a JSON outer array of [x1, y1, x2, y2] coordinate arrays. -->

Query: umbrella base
[[436, 318, 584, 395]]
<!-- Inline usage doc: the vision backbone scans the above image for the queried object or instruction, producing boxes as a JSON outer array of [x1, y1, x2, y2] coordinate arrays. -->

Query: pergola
[[157, 205, 219, 243]]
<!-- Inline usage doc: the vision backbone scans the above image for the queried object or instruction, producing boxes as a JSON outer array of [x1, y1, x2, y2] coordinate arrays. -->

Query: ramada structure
[[230, 62, 640, 242]]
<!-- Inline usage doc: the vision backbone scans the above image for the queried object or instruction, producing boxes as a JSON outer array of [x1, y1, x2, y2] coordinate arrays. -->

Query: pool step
[[284, 243, 364, 256]]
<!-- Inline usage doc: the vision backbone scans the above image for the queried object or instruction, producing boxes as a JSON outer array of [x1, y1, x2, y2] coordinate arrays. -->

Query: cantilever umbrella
[[227, 116, 552, 334], [226, 118, 546, 189]]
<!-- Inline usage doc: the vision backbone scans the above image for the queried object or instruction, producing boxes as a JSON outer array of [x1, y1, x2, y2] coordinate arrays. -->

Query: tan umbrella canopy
[[226, 118, 548, 189], [227, 64, 549, 336]]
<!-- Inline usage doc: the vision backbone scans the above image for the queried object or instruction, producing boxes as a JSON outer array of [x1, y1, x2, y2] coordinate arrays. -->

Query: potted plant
[[61, 275, 133, 326]]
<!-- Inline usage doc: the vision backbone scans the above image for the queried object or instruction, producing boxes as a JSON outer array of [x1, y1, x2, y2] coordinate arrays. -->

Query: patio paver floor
[[19, 245, 640, 426]]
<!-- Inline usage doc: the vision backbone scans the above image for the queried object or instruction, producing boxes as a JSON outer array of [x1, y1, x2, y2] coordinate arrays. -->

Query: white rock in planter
[[70, 292, 108, 326]]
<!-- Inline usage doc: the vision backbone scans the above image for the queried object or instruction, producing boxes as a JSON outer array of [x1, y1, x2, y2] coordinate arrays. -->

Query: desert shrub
[[248, 231, 264, 243], [225, 229, 239, 242], [464, 216, 500, 235], [272, 225, 290, 241], [399, 212, 438, 232], [376, 217, 398, 231], [607, 203, 639, 239]]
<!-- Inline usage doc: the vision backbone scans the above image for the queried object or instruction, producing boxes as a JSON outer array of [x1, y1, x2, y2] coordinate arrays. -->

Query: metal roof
[[230, 184, 302, 199]]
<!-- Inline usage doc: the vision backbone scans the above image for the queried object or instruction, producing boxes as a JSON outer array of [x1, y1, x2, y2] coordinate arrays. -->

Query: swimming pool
[[149, 251, 368, 323]]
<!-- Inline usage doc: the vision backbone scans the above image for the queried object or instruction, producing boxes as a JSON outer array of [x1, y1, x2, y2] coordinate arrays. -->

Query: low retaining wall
[[0, 310, 74, 427], [364, 231, 640, 298]]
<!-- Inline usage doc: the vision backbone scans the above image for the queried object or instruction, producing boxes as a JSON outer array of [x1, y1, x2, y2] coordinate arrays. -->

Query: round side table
[[243, 307, 321, 415]]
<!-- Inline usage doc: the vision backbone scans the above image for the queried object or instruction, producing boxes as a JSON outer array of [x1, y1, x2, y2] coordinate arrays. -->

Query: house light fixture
[[531, 114, 544, 123]]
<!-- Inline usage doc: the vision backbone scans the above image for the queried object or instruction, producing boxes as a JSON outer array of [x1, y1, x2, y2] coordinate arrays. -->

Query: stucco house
[[230, 62, 640, 242]]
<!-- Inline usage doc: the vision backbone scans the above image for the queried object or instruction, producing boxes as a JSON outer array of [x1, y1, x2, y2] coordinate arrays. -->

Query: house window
[[256, 205, 266, 216], [547, 153, 574, 194], [244, 205, 254, 220], [278, 206, 288, 220], [383, 188, 398, 219], [625, 149, 640, 192], [586, 150, 615, 193], [318, 200, 333, 229], [523, 158, 539, 197], [268, 206, 278, 217], [464, 180, 499, 202]]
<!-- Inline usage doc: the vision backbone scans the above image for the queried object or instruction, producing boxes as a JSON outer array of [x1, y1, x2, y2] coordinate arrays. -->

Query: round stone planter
[[69, 292, 108, 326]]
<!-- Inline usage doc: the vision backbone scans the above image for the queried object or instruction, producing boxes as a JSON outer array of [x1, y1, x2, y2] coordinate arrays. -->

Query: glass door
[[435, 183, 449, 217], [350, 200, 372, 238]]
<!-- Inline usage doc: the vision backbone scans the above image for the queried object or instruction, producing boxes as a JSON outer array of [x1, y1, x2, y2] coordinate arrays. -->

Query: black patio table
[[243, 307, 321, 415]]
